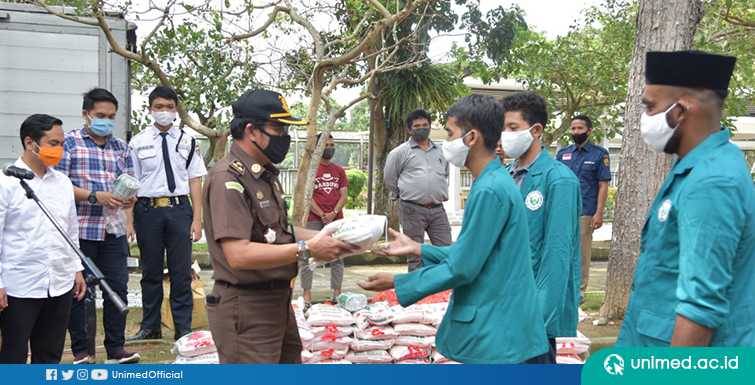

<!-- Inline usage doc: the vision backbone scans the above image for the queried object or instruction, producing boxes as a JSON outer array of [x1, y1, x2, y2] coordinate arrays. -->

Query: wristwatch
[[296, 240, 310, 261], [333, 209, 340, 215], [88, 190, 97, 204]]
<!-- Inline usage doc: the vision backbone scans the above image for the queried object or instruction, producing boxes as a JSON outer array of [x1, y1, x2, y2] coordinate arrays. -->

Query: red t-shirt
[[308, 162, 350, 222]]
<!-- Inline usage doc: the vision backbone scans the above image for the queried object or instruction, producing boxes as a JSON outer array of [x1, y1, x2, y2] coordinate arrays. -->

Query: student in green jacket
[[500, 91, 582, 364], [358, 94, 548, 364], [617, 51, 755, 347]]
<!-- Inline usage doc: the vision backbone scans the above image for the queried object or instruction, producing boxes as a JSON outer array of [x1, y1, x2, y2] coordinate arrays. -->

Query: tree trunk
[[598, 0, 703, 322]]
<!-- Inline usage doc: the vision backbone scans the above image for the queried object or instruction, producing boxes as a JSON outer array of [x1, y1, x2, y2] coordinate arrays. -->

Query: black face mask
[[253, 129, 291, 164], [322, 148, 335, 160], [571, 132, 589, 145]]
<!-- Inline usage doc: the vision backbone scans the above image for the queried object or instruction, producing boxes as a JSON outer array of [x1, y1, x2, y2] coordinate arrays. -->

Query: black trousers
[[134, 197, 193, 331], [68, 234, 129, 355], [0, 289, 74, 364], [523, 337, 558, 364]]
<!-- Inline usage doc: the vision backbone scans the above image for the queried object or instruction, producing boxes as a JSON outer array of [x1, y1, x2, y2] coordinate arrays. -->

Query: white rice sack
[[344, 350, 393, 364], [306, 304, 356, 327], [396, 335, 435, 348], [424, 303, 449, 326], [353, 302, 394, 329], [301, 350, 313, 363], [299, 328, 315, 344], [305, 335, 353, 351], [556, 342, 590, 355], [309, 347, 349, 363], [556, 330, 592, 345], [557, 354, 585, 365], [171, 331, 216, 357], [432, 349, 448, 363], [389, 345, 431, 361], [308, 215, 387, 270], [172, 352, 219, 364], [292, 302, 309, 330], [394, 323, 437, 336], [353, 325, 400, 340], [309, 359, 353, 364], [310, 325, 354, 338], [396, 358, 431, 364], [435, 360, 462, 364], [350, 337, 396, 352], [392, 304, 426, 324]]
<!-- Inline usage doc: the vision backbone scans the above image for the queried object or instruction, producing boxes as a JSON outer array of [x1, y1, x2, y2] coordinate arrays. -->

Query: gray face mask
[[322, 148, 335, 160], [412, 128, 430, 141]]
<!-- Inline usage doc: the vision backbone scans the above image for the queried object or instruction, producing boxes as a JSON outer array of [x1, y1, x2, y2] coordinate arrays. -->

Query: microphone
[[2, 164, 35, 180]]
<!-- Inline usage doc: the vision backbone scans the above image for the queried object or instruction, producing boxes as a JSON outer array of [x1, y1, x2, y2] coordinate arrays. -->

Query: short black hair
[[83, 88, 118, 112], [230, 118, 267, 140], [316, 132, 334, 144], [446, 94, 502, 152], [406, 109, 432, 128], [19, 114, 63, 146], [149, 86, 179, 107], [572, 114, 592, 128], [499, 91, 548, 127]]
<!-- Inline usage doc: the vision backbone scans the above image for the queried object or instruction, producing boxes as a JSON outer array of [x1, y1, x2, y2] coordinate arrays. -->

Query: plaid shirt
[[55, 127, 134, 241], [508, 156, 538, 189]]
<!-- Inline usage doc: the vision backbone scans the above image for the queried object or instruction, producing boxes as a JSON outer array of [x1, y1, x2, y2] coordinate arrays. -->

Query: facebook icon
[[46, 369, 57, 380]]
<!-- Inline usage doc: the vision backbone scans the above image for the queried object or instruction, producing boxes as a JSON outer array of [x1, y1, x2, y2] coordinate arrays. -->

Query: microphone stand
[[17, 179, 128, 364]]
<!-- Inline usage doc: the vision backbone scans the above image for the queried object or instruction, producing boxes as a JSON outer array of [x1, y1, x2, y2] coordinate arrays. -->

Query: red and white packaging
[[301, 350, 313, 363], [173, 351, 219, 364], [391, 304, 426, 324], [396, 358, 431, 364], [310, 324, 354, 338], [344, 350, 393, 364], [556, 331, 591, 355], [431, 349, 461, 364], [353, 325, 400, 340], [305, 334, 353, 351], [299, 328, 315, 344], [350, 337, 396, 352], [424, 303, 448, 327], [557, 354, 585, 365], [309, 359, 353, 364], [389, 345, 431, 361], [309, 347, 349, 363], [354, 302, 394, 329], [306, 304, 356, 327], [396, 335, 435, 348], [171, 331, 216, 357], [394, 323, 437, 336]]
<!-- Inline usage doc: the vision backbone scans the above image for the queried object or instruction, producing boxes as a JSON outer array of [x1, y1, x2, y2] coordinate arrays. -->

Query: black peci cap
[[231, 89, 308, 125], [645, 50, 736, 90]]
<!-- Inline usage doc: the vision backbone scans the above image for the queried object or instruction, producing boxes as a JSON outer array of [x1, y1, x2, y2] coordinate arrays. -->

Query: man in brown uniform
[[202, 89, 356, 364]]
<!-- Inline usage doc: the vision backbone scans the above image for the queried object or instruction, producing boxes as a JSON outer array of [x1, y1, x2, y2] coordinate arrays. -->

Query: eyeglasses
[[260, 123, 290, 136]]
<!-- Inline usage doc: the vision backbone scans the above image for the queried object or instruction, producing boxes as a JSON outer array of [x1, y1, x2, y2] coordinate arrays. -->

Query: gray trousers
[[299, 220, 344, 291], [399, 201, 452, 272]]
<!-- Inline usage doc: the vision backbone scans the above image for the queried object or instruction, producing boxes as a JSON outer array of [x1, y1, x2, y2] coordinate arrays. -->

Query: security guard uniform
[[129, 124, 207, 335], [202, 142, 301, 364]]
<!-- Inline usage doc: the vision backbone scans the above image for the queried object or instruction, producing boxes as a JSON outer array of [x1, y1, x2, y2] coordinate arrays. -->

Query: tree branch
[[34, 1, 99, 26], [226, 4, 290, 44]]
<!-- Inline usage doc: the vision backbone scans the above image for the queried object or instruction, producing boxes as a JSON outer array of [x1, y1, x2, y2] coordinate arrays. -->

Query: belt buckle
[[422, 203, 432, 209], [155, 197, 172, 208]]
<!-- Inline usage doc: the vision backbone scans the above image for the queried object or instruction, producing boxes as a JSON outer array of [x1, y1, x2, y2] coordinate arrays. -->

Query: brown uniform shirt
[[202, 142, 296, 285]]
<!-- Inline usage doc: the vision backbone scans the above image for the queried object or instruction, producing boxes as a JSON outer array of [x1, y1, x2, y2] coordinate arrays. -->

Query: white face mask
[[442, 131, 472, 168], [152, 111, 177, 127], [640, 103, 679, 153], [500, 125, 535, 159]]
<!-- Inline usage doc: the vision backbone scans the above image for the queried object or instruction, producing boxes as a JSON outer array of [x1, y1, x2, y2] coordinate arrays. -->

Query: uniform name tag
[[137, 145, 154, 151], [584, 161, 596, 164], [563, 153, 572, 160], [260, 200, 271, 208]]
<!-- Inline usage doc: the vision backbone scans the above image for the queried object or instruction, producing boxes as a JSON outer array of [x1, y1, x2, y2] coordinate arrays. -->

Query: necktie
[[160, 132, 176, 193]]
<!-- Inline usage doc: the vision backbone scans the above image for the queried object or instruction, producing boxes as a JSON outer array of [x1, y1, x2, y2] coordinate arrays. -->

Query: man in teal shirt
[[617, 51, 755, 347], [359, 94, 549, 364], [500, 91, 582, 363]]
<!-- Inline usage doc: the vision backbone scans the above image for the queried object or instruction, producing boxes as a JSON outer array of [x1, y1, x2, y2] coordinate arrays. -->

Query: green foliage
[[345, 168, 367, 209], [606, 187, 618, 211]]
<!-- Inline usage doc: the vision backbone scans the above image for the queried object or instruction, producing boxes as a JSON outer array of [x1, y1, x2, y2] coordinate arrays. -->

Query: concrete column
[[444, 163, 461, 212]]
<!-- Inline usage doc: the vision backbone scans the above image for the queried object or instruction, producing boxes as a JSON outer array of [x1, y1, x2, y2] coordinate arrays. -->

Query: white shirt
[[128, 125, 207, 197], [0, 158, 83, 298]]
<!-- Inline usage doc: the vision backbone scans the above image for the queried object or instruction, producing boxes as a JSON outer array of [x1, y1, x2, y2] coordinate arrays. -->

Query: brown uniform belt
[[401, 200, 442, 209], [215, 279, 291, 290], [138, 196, 188, 208]]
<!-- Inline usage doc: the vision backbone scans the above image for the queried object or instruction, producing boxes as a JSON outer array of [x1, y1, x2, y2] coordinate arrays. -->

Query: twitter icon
[[61, 370, 74, 380]]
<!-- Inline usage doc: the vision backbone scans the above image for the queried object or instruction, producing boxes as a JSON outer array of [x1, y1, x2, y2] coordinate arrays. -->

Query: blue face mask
[[88, 114, 115, 137]]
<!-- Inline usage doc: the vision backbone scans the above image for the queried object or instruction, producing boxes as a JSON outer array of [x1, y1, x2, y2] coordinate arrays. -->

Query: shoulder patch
[[230, 160, 245, 175], [225, 181, 244, 194], [603, 154, 610, 167]]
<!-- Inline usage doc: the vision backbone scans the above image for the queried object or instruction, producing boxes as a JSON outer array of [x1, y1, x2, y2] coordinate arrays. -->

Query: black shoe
[[174, 329, 192, 341], [127, 329, 162, 341]]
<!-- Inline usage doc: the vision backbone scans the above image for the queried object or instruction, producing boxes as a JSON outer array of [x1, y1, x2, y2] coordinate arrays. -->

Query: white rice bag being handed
[[353, 301, 394, 330], [308, 215, 387, 270], [344, 350, 394, 364], [171, 331, 217, 357], [306, 304, 356, 327], [389, 345, 431, 361], [393, 323, 437, 336], [353, 325, 400, 340]]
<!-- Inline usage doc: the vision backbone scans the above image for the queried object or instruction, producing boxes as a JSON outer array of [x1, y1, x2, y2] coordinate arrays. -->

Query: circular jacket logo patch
[[657, 199, 672, 222], [525, 191, 544, 211]]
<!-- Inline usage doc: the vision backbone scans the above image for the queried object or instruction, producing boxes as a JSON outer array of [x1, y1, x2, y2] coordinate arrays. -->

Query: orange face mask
[[33, 142, 64, 167]]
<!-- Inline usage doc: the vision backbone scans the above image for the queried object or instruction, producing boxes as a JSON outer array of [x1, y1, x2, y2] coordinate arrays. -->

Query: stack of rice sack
[[302, 304, 356, 363], [347, 301, 396, 363], [171, 331, 219, 364], [556, 330, 592, 364]]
